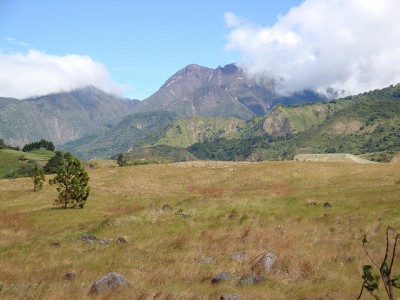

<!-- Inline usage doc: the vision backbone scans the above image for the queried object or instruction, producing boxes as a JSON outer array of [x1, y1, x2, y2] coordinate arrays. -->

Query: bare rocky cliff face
[[139, 63, 316, 119], [140, 63, 325, 119]]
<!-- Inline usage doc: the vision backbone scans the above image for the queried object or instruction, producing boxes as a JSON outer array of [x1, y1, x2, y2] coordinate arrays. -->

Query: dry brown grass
[[0, 161, 400, 299]]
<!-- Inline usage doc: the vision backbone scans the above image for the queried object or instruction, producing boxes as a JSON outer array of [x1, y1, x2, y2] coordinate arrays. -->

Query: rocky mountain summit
[[140, 63, 323, 119]]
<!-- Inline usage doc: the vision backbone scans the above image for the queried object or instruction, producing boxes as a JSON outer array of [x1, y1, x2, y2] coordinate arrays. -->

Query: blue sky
[[1, 0, 400, 100], [0, 0, 302, 99]]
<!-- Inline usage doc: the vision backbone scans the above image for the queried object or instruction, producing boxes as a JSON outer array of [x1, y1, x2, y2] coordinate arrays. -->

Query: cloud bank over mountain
[[225, 0, 400, 96], [0, 50, 120, 99]]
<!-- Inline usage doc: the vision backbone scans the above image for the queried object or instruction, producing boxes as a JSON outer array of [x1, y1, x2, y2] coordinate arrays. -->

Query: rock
[[175, 208, 191, 218], [99, 238, 112, 245], [230, 252, 247, 262], [50, 242, 60, 248], [199, 257, 213, 264], [237, 274, 265, 286], [220, 294, 242, 300], [252, 253, 277, 274], [89, 272, 130, 294], [162, 204, 173, 211], [82, 234, 97, 243], [63, 271, 76, 280], [116, 236, 128, 244], [324, 202, 332, 208], [211, 272, 232, 284]]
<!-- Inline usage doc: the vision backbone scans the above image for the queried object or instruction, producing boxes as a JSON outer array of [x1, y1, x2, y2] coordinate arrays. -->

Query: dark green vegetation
[[60, 84, 400, 162], [61, 111, 179, 160], [22, 139, 55, 152], [31, 166, 45, 192], [189, 84, 400, 162], [49, 153, 90, 209], [0, 139, 56, 179]]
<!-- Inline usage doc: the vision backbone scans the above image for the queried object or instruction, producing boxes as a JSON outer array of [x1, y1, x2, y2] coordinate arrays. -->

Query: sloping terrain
[[0, 148, 55, 178], [139, 63, 324, 119], [62, 115, 244, 160], [294, 153, 375, 163], [189, 84, 400, 162], [0, 87, 141, 147], [1, 161, 399, 299], [60, 111, 178, 160]]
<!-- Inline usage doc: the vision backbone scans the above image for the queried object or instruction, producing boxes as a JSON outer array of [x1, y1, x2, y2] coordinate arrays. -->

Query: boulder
[[82, 234, 97, 243], [252, 253, 277, 274], [199, 257, 213, 264], [211, 272, 232, 284], [324, 202, 332, 208], [220, 294, 242, 300], [99, 238, 112, 245], [63, 271, 76, 280], [116, 236, 128, 244], [237, 274, 265, 286], [162, 204, 173, 211], [230, 252, 247, 262], [89, 272, 130, 294]]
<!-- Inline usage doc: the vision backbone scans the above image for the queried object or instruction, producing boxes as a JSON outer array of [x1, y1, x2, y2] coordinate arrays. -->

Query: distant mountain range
[[6, 62, 400, 163], [0, 86, 140, 146], [62, 85, 400, 162], [139, 63, 324, 119], [0, 63, 324, 149]]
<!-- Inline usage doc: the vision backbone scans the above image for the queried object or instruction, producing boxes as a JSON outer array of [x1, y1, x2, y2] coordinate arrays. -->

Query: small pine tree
[[44, 151, 66, 174], [49, 153, 90, 208], [31, 166, 45, 191], [117, 153, 128, 167]]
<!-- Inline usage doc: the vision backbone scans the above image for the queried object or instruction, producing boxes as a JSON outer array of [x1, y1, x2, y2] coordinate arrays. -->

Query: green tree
[[117, 153, 128, 167], [44, 151, 66, 174], [49, 153, 90, 208], [31, 166, 45, 191]]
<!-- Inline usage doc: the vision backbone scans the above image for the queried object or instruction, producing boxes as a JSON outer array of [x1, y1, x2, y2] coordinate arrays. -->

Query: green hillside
[[127, 145, 196, 163], [0, 149, 55, 178], [61, 111, 178, 160], [189, 84, 400, 162], [153, 116, 243, 148]]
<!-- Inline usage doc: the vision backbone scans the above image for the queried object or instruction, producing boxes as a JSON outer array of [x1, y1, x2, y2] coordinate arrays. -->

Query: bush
[[49, 153, 90, 208]]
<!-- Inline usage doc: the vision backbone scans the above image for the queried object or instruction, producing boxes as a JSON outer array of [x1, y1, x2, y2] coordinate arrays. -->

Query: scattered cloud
[[5, 37, 30, 47], [0, 50, 121, 99], [225, 0, 400, 96]]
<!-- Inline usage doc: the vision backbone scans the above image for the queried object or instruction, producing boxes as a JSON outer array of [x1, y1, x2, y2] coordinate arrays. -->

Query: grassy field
[[0, 160, 400, 299], [0, 149, 55, 178]]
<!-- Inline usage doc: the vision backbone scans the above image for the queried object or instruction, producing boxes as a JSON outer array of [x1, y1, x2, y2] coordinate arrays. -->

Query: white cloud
[[225, 0, 400, 96], [0, 50, 121, 99], [5, 37, 30, 47]]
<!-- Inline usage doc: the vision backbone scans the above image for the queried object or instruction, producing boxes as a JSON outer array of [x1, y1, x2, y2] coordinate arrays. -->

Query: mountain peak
[[217, 63, 240, 74]]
